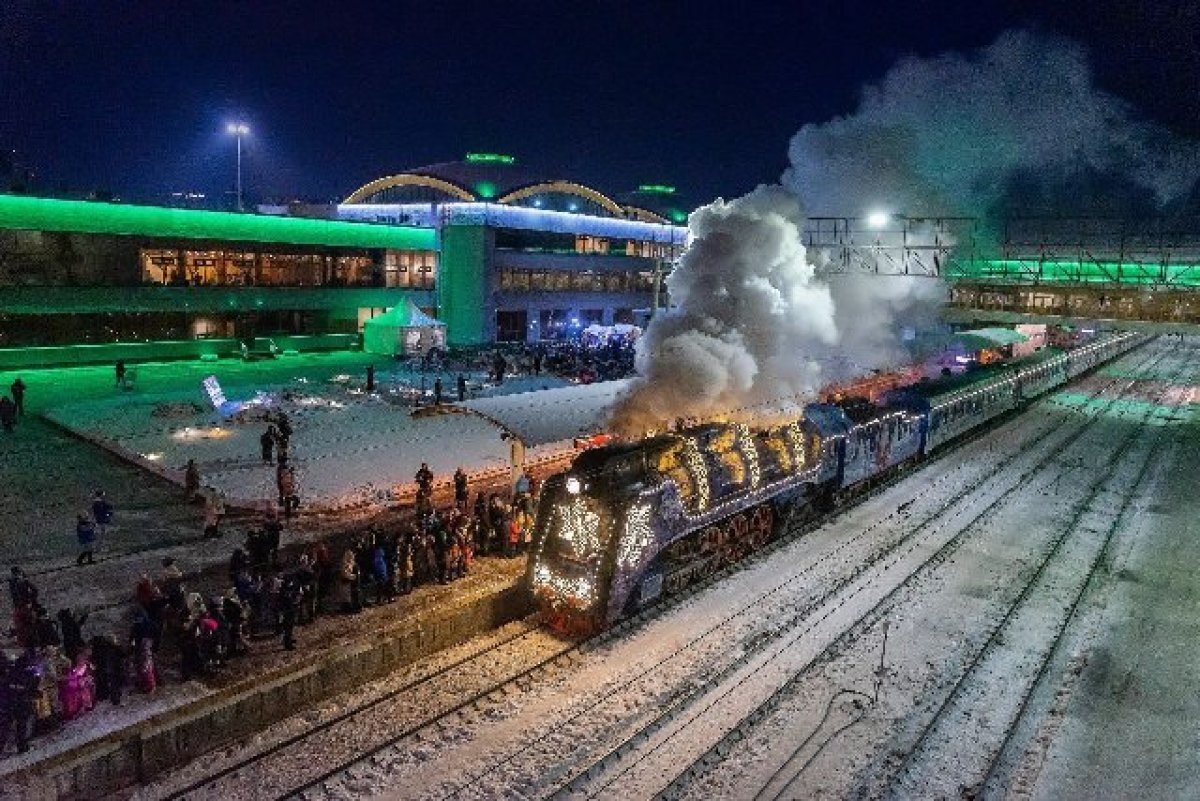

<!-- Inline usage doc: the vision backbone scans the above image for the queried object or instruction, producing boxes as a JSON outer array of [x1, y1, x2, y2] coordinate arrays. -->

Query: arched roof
[[498, 180, 625, 216], [344, 173, 476, 204]]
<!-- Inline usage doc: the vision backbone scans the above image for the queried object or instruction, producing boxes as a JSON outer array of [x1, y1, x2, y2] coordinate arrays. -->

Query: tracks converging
[[727, 343, 1185, 801], [162, 338, 1176, 801]]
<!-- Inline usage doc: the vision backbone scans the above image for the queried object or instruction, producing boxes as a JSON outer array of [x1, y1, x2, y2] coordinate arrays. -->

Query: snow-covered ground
[[46, 367, 574, 511], [149, 336, 1199, 800]]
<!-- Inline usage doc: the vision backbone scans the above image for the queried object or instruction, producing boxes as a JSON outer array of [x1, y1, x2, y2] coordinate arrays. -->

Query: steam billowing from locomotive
[[610, 188, 941, 435], [786, 28, 1199, 219], [612, 28, 1198, 435]]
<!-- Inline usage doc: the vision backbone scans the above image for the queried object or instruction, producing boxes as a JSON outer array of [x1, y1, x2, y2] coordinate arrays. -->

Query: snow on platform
[[452, 378, 631, 447], [44, 372, 578, 511]]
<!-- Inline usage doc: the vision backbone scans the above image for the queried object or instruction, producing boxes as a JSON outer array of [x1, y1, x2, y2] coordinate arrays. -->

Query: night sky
[[1, 1, 1197, 207]]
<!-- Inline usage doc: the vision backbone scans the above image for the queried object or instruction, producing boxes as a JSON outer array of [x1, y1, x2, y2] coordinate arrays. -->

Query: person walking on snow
[[434, 376, 443, 405], [0, 397, 16, 433], [9, 378, 25, 416], [91, 490, 114, 538], [75, 514, 97, 565], [453, 467, 468, 510], [184, 459, 201, 502], [415, 463, 433, 496], [260, 425, 276, 464]]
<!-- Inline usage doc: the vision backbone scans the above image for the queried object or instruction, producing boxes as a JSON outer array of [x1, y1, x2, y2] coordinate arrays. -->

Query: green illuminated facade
[[0, 195, 437, 359], [948, 258, 1200, 288], [0, 195, 434, 251], [439, 225, 489, 346]]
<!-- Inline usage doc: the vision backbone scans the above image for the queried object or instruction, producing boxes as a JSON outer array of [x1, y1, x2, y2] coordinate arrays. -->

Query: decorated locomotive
[[526, 333, 1142, 634]]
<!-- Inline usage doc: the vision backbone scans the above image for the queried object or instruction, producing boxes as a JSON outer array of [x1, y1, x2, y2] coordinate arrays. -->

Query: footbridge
[[803, 216, 1200, 330]]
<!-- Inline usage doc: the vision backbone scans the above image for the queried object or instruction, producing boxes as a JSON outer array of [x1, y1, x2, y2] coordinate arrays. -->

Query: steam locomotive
[[525, 332, 1144, 634]]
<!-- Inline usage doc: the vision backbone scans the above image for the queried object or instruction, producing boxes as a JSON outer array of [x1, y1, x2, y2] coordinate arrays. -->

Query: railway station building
[[0, 153, 689, 365]]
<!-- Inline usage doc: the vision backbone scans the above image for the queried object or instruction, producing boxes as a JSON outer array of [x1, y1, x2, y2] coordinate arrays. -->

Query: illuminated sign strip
[[337, 202, 688, 245], [0, 195, 436, 251]]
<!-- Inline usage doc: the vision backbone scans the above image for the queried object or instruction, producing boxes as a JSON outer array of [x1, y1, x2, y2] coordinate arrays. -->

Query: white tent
[[362, 301, 446, 356]]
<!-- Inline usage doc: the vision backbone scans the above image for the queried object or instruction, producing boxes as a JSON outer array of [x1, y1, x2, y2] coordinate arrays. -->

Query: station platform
[[0, 535, 531, 799]]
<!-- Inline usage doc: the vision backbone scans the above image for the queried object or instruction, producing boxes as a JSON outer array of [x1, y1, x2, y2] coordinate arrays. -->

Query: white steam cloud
[[613, 28, 1195, 434], [611, 188, 941, 435], [785, 28, 1198, 218]]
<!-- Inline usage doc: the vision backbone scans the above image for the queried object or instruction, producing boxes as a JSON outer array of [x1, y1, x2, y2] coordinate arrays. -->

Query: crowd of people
[[0, 460, 538, 757]]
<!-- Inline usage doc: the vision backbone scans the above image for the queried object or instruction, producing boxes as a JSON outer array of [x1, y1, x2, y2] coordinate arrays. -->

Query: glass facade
[[498, 267, 655, 293], [140, 247, 436, 288]]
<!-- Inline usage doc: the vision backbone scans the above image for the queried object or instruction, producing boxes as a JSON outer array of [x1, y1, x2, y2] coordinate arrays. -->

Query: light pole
[[226, 123, 249, 211]]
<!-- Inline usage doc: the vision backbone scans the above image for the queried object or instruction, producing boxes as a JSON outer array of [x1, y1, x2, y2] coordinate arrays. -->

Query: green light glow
[[0, 195, 436, 251], [669, 209, 688, 223], [465, 153, 515, 165], [949, 259, 1200, 288], [440, 224, 488, 345], [638, 184, 676, 194], [475, 181, 498, 199]]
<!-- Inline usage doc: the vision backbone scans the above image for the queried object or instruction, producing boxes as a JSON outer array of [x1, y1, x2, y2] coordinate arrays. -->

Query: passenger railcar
[[526, 332, 1143, 634]]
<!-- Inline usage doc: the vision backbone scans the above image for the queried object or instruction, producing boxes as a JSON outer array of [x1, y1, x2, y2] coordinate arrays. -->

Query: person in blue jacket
[[75, 514, 97, 566]]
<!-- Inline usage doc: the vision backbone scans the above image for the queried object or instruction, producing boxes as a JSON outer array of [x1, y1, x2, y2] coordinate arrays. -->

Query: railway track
[[874, 355, 1186, 800], [157, 621, 556, 800], [695, 345, 1185, 801], [615, 343, 1175, 800], [161, 339, 1156, 800]]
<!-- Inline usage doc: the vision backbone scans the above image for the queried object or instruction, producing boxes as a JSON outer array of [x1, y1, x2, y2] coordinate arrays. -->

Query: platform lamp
[[226, 123, 250, 211]]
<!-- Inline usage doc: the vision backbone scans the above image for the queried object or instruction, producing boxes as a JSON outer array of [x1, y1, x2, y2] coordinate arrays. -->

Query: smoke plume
[[785, 28, 1199, 219], [612, 28, 1197, 434], [611, 187, 941, 435]]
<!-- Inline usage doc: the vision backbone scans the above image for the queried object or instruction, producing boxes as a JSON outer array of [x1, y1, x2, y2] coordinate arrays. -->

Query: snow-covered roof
[[452, 379, 632, 447]]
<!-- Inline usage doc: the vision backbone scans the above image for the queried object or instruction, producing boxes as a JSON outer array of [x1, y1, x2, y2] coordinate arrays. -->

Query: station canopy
[[452, 379, 632, 448], [952, 327, 1029, 351]]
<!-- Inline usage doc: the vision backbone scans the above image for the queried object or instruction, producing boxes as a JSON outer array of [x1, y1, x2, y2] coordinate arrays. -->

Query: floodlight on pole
[[226, 123, 250, 211]]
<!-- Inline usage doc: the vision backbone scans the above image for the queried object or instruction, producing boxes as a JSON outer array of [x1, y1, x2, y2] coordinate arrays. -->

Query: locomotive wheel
[[750, 504, 775, 541]]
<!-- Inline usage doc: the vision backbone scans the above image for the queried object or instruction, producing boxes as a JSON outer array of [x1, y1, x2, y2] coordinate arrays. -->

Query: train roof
[[887, 348, 1065, 404], [803, 403, 853, 437]]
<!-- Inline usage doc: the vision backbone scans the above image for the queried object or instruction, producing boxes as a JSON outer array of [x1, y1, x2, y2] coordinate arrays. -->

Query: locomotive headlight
[[566, 476, 582, 495]]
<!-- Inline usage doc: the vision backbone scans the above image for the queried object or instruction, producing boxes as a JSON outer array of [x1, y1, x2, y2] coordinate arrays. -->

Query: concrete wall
[[3, 582, 530, 800]]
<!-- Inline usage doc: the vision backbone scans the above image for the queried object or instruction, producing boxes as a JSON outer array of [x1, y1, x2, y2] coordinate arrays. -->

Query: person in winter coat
[[279, 574, 303, 651], [337, 549, 359, 614], [262, 508, 283, 567], [453, 467, 469, 510], [415, 463, 433, 495], [58, 648, 95, 721], [0, 396, 16, 433], [4, 649, 38, 753], [295, 554, 318, 624], [184, 459, 201, 502], [57, 609, 88, 661], [89, 635, 126, 706], [158, 558, 185, 610], [130, 608, 159, 693], [434, 376, 443, 405], [277, 464, 299, 517], [202, 488, 224, 538], [473, 495, 489, 555], [395, 536, 414, 596], [457, 373, 467, 402], [34, 647, 67, 734], [91, 491, 114, 537], [9, 378, 25, 416], [75, 514, 97, 566], [371, 542, 392, 605], [260, 425, 276, 464], [507, 512, 522, 558]]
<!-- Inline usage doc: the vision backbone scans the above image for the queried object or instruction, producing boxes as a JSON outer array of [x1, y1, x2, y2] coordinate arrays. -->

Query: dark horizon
[[2, 1, 1197, 209]]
